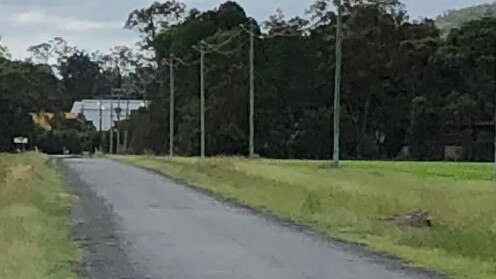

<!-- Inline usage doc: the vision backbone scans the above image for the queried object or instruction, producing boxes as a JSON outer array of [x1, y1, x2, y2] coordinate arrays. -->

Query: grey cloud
[[9, 10, 122, 32], [0, 0, 493, 60]]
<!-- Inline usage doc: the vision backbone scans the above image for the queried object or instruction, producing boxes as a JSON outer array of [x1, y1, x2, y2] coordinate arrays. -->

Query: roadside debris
[[380, 210, 432, 228]]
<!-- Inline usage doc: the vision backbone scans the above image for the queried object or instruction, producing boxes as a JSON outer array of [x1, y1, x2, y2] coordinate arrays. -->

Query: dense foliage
[[121, 0, 496, 161], [436, 2, 496, 33], [1, 0, 496, 160], [0, 55, 66, 151], [0, 38, 101, 152]]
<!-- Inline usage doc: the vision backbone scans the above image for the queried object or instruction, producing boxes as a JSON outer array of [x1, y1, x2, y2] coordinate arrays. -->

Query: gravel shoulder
[[58, 157, 449, 279], [56, 158, 139, 279]]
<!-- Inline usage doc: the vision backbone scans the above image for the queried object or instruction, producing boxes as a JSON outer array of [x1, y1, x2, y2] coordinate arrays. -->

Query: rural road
[[60, 158, 447, 279]]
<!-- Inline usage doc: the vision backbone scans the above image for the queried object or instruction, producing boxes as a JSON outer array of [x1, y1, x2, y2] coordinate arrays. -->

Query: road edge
[[114, 157, 451, 279], [53, 157, 140, 279]]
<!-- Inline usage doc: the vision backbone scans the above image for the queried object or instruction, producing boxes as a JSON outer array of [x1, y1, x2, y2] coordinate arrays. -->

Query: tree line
[[122, 0, 496, 161], [1, 0, 496, 160], [0, 37, 135, 152], [436, 2, 496, 33]]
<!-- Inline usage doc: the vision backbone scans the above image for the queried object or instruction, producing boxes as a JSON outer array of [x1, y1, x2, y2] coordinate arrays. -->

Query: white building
[[71, 99, 147, 131]]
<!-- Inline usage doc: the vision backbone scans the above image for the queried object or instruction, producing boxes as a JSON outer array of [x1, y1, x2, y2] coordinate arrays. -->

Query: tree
[[27, 37, 76, 66], [0, 37, 11, 59], [436, 2, 496, 33], [125, 1, 251, 155], [59, 51, 106, 102], [409, 96, 444, 160], [125, 1, 187, 51], [117, 0, 496, 161], [0, 55, 66, 150], [36, 113, 97, 154]]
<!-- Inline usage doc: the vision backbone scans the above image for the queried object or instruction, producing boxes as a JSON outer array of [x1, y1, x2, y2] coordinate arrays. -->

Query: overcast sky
[[0, 0, 493, 59]]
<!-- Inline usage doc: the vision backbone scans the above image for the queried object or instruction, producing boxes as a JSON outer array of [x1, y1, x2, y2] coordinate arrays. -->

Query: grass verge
[[116, 155, 496, 279], [0, 152, 80, 279]]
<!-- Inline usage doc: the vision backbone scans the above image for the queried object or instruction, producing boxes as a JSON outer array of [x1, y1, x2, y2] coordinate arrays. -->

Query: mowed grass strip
[[117, 155, 496, 279], [0, 153, 80, 279]]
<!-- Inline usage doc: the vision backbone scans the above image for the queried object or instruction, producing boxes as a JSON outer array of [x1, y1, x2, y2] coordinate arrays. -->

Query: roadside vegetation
[[435, 2, 496, 33], [0, 153, 80, 279], [117, 156, 496, 279]]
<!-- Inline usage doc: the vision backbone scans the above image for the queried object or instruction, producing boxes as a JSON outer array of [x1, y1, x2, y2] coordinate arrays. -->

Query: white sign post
[[13, 137, 29, 144], [13, 137, 29, 152]]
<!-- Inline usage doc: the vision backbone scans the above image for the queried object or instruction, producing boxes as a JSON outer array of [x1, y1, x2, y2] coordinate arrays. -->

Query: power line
[[173, 56, 200, 67], [208, 46, 245, 56], [192, 35, 241, 158], [242, 19, 324, 40], [159, 52, 201, 157], [201, 31, 242, 50], [239, 21, 314, 158]]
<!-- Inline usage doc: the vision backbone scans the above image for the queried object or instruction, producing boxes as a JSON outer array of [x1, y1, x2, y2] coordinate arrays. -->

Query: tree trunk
[[357, 90, 373, 156], [361, 91, 373, 137]]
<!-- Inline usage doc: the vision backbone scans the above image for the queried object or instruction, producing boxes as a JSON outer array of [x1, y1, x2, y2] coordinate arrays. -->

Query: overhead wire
[[240, 19, 326, 39]]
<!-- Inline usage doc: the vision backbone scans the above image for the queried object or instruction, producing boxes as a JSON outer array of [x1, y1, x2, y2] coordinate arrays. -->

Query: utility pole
[[494, 47, 496, 179], [124, 100, 129, 154], [193, 38, 236, 158], [200, 47, 206, 158], [333, 0, 343, 167], [240, 23, 257, 157], [241, 22, 301, 157], [169, 54, 175, 157], [116, 94, 121, 154], [249, 25, 255, 158], [99, 98, 103, 152], [109, 94, 114, 154]]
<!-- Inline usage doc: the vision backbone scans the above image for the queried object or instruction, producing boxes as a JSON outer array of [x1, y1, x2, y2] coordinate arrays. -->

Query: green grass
[[0, 153, 80, 279], [116, 155, 496, 279], [345, 160, 495, 181]]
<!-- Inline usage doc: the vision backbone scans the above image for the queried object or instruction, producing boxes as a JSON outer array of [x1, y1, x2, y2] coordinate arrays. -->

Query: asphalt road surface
[[60, 158, 447, 279]]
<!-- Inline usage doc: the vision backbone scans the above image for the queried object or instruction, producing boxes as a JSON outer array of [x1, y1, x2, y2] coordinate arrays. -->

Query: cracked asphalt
[[59, 158, 448, 279]]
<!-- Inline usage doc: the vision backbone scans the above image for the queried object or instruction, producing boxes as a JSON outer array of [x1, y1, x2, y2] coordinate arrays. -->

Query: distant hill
[[435, 2, 496, 33]]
